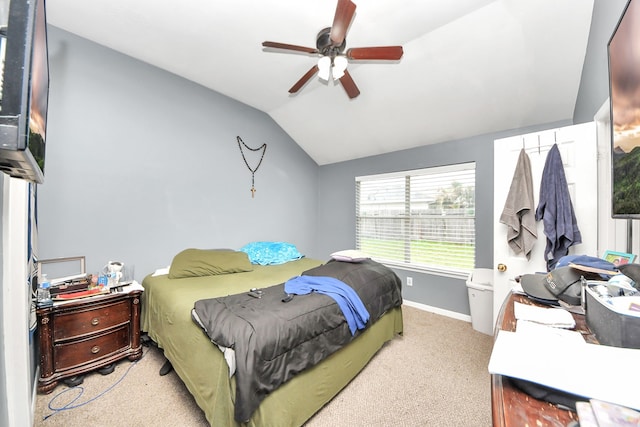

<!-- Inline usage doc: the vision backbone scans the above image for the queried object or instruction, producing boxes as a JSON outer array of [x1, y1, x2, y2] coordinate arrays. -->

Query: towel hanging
[[499, 148, 537, 259], [535, 143, 582, 271]]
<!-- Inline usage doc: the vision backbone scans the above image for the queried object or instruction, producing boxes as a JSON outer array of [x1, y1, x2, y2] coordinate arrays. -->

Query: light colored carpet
[[34, 345, 208, 427], [34, 305, 493, 426]]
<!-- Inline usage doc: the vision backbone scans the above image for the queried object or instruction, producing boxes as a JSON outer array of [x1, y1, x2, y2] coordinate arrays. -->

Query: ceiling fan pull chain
[[237, 136, 267, 198]]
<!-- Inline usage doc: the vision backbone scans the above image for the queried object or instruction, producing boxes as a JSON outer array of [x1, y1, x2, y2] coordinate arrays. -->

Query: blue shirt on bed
[[284, 275, 370, 335]]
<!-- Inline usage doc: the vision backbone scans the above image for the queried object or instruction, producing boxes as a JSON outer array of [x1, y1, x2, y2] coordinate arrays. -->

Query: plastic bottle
[[37, 274, 52, 307]]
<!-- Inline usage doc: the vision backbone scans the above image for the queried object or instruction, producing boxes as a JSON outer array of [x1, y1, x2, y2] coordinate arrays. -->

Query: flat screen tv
[[0, 0, 50, 184]]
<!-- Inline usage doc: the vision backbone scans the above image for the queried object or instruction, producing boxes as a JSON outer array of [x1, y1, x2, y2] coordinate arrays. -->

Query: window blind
[[356, 163, 476, 274]]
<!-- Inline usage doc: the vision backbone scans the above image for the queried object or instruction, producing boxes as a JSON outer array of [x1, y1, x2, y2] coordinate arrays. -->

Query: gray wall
[[573, 0, 629, 123], [37, 28, 320, 279]]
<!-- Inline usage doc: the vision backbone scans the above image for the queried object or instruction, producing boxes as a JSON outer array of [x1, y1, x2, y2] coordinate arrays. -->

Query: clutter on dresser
[[104, 261, 135, 291], [492, 254, 640, 423], [518, 255, 619, 309], [36, 256, 91, 298], [35, 256, 137, 302], [516, 253, 640, 348], [490, 292, 640, 415], [585, 278, 640, 349]]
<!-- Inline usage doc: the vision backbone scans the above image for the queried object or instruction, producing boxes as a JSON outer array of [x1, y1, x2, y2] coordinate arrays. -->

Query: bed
[[141, 247, 403, 426]]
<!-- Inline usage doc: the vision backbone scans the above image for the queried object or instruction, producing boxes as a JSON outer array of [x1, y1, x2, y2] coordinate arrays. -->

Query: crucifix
[[237, 136, 267, 198]]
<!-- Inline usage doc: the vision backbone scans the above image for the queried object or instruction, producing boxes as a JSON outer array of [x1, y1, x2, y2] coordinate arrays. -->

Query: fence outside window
[[356, 162, 476, 276]]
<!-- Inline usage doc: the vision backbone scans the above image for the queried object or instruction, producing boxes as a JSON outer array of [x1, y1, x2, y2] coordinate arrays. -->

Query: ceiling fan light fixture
[[333, 56, 348, 80], [318, 56, 331, 81], [262, 0, 403, 98]]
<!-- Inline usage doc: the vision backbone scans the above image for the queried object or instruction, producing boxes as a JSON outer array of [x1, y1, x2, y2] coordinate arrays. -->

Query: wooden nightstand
[[36, 288, 143, 394]]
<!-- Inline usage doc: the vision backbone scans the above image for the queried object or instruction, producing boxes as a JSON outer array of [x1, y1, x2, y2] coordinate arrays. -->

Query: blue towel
[[284, 275, 370, 335], [535, 144, 582, 270]]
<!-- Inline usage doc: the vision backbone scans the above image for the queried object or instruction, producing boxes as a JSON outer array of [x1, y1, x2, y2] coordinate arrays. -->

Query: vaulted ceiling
[[46, 0, 595, 165]]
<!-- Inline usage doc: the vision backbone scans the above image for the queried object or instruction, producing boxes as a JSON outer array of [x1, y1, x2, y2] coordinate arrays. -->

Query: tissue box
[[585, 283, 640, 349]]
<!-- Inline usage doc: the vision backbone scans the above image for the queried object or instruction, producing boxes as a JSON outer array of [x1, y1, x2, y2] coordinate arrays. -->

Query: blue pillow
[[239, 241, 304, 265]]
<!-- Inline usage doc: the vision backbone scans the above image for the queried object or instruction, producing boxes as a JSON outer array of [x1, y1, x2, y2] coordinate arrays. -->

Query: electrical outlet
[[406, 277, 413, 286]]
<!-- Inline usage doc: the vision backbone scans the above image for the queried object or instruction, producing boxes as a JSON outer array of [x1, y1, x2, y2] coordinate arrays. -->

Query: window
[[356, 162, 476, 277]]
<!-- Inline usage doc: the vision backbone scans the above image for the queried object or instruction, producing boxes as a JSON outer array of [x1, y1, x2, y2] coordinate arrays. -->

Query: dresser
[[491, 292, 597, 426], [36, 289, 143, 394]]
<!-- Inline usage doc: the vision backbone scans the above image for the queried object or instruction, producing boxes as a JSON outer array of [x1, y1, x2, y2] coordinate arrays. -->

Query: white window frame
[[356, 162, 476, 279]]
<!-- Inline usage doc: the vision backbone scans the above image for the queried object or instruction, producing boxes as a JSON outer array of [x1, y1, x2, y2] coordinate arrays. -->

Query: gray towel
[[500, 149, 537, 259]]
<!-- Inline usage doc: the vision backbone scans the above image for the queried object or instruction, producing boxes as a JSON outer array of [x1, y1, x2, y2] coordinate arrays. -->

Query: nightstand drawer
[[53, 300, 131, 341], [37, 290, 143, 394], [54, 326, 130, 371]]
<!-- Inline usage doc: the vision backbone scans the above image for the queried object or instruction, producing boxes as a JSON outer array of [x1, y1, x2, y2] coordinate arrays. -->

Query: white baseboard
[[403, 299, 472, 323]]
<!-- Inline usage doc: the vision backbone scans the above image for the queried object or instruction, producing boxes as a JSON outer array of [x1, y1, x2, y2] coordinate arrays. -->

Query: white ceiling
[[45, 0, 595, 165]]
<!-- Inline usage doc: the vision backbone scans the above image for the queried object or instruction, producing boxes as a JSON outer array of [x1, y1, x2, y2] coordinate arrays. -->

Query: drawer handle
[[91, 318, 100, 326], [91, 346, 101, 354]]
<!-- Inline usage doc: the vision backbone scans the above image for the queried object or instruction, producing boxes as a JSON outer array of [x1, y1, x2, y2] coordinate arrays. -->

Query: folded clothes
[[513, 301, 575, 328]]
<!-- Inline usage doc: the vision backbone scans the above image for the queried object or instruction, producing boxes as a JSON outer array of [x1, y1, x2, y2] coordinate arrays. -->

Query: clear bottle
[[37, 274, 52, 306]]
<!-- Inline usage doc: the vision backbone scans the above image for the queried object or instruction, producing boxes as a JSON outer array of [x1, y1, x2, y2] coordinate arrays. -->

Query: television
[[0, 0, 50, 184]]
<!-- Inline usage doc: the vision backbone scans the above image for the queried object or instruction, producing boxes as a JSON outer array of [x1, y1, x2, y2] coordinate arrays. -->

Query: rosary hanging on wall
[[236, 136, 267, 198]]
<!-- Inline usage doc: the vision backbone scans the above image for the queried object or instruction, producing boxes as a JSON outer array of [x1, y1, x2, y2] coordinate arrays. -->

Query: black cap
[[520, 266, 583, 306]]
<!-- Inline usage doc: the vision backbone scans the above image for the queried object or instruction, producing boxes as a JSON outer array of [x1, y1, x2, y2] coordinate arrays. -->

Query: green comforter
[[192, 259, 403, 422], [141, 258, 403, 427]]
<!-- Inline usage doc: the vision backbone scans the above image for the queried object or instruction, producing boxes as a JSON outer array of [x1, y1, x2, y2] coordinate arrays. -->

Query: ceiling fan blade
[[262, 41, 318, 54], [330, 0, 356, 46], [339, 70, 360, 99], [289, 65, 320, 94], [346, 46, 404, 61]]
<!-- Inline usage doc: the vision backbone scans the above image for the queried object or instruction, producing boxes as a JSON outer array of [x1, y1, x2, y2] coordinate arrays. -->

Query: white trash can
[[466, 268, 494, 335]]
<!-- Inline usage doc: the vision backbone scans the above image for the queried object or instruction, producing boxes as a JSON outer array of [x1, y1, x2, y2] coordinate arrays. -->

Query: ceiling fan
[[262, 0, 403, 99]]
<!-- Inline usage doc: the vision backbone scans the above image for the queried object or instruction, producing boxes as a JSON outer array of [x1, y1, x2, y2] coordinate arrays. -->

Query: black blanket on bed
[[191, 259, 402, 422]]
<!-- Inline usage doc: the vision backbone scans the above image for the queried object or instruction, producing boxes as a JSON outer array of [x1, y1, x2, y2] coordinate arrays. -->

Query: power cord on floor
[[42, 348, 147, 421]]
